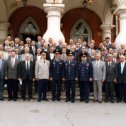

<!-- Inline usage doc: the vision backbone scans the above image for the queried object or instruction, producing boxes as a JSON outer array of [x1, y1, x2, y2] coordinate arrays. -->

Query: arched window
[[19, 17, 40, 41], [70, 19, 92, 44]]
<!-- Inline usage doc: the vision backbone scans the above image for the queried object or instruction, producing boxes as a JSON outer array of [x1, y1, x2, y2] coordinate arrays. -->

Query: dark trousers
[[51, 80, 61, 99], [7, 79, 18, 100], [118, 83, 126, 101], [80, 81, 89, 100], [21, 79, 32, 100], [105, 82, 115, 100], [0, 79, 4, 98], [38, 79, 47, 99], [65, 80, 75, 100]]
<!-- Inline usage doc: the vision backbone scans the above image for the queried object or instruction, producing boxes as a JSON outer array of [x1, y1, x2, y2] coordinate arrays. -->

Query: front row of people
[[0, 49, 126, 103]]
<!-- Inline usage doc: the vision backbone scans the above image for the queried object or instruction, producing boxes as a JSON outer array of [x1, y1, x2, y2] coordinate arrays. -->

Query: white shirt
[[121, 61, 125, 74], [11, 58, 15, 67], [96, 60, 100, 65], [50, 53, 54, 60]]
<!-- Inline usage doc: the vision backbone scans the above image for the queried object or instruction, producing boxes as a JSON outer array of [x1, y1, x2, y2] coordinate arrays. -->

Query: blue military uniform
[[50, 49, 63, 101], [78, 53, 93, 102], [63, 51, 78, 103]]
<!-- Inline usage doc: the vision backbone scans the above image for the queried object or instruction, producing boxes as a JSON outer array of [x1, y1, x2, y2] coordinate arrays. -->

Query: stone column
[[101, 24, 115, 41], [0, 23, 9, 43], [115, 7, 126, 49], [43, 2, 65, 45]]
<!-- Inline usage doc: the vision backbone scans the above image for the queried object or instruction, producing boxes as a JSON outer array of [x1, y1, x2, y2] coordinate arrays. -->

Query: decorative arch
[[61, 8, 102, 45], [70, 18, 92, 44], [9, 6, 47, 37], [19, 17, 40, 35]]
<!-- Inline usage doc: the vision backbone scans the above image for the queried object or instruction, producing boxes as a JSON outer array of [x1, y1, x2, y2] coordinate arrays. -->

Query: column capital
[[0, 22, 10, 30], [43, 3, 65, 13], [46, 0, 63, 4], [114, 7, 126, 15], [100, 24, 115, 30]]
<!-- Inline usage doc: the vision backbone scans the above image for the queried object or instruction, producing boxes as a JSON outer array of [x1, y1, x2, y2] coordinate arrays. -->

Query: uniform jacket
[[78, 61, 93, 81], [63, 60, 78, 80], [50, 59, 64, 80], [35, 59, 50, 79]]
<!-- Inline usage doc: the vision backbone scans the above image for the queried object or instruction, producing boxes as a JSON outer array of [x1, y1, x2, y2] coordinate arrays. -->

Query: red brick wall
[[61, 8, 102, 45], [9, 6, 47, 37]]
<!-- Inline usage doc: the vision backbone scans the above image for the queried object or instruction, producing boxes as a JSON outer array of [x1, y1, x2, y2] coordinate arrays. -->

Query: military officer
[[63, 50, 78, 103], [35, 50, 50, 102], [50, 48, 63, 101], [78, 52, 93, 103]]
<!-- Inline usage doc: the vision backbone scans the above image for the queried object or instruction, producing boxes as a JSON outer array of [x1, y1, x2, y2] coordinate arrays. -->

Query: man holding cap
[[35, 50, 50, 102]]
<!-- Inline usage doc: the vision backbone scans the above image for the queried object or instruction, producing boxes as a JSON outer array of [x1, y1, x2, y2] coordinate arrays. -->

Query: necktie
[[96, 61, 98, 66], [11, 59, 14, 67], [33, 46, 35, 54]]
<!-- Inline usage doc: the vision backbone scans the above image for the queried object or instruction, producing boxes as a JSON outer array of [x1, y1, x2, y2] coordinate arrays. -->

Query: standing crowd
[[0, 35, 126, 103]]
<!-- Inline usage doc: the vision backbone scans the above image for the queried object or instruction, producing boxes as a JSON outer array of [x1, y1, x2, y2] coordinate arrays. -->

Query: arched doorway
[[70, 18, 92, 43], [9, 6, 47, 40], [61, 8, 102, 45], [19, 17, 40, 41]]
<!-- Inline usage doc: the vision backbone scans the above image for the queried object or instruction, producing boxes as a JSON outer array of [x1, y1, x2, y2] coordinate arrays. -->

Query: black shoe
[[111, 100, 114, 103], [52, 97, 55, 101], [98, 100, 102, 103], [0, 98, 4, 101], [104, 99, 108, 102], [85, 99, 89, 103], [71, 99, 75, 103], [80, 99, 84, 102], [13, 98, 17, 101], [66, 98, 70, 102], [117, 99, 121, 103], [57, 97, 60, 101], [8, 98, 12, 101], [43, 98, 48, 101], [38, 98, 41, 102]]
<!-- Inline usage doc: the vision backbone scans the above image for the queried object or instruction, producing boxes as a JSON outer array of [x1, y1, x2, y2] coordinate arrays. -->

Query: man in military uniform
[[78, 52, 93, 103], [50, 48, 63, 101], [63, 50, 78, 103]]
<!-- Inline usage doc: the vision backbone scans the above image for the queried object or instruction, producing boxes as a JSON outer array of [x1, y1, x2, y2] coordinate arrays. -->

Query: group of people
[[0, 35, 126, 103]]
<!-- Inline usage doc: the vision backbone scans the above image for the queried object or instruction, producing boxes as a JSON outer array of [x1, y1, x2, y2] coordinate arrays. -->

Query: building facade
[[0, 0, 126, 47]]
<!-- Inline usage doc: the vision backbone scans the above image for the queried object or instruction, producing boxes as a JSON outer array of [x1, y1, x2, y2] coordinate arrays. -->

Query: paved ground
[[0, 99, 126, 126]]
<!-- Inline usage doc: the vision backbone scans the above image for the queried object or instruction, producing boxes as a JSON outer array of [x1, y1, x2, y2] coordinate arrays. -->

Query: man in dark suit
[[0, 53, 5, 101], [5, 50, 20, 101], [105, 54, 117, 103], [19, 53, 35, 101], [30, 40, 37, 57], [63, 50, 78, 103], [50, 49, 63, 101], [105, 37, 112, 50], [117, 55, 126, 103], [78, 52, 93, 103]]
